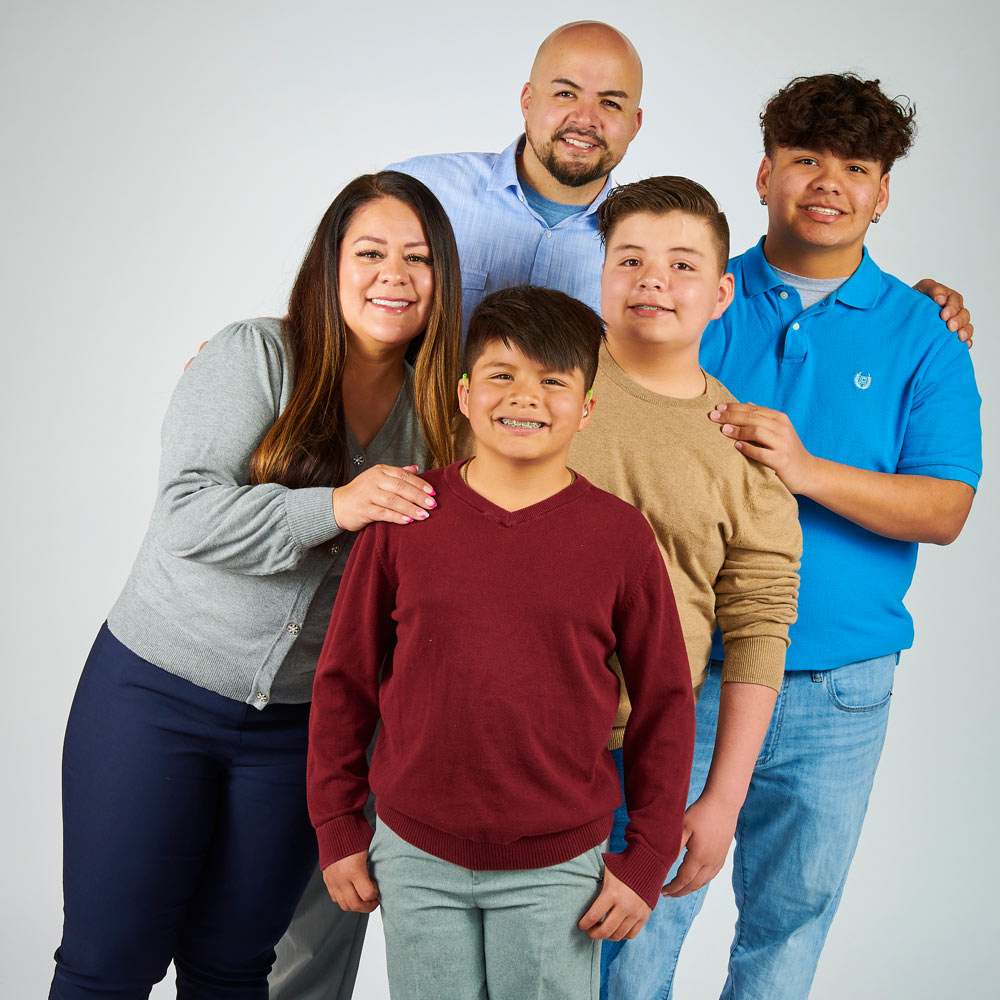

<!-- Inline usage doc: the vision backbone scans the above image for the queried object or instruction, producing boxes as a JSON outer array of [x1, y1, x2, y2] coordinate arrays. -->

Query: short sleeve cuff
[[721, 635, 788, 691], [285, 487, 341, 549], [895, 464, 980, 490], [316, 813, 375, 870]]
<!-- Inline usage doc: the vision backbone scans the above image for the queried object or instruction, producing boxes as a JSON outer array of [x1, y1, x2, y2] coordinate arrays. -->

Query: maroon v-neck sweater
[[307, 462, 694, 908]]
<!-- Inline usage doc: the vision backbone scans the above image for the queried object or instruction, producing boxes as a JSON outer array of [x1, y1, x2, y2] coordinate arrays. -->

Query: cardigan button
[[286, 622, 301, 636], [330, 543, 341, 556], [255, 691, 269, 705]]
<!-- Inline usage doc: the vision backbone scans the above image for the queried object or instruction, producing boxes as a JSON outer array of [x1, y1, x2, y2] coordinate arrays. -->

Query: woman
[[50, 171, 462, 998]]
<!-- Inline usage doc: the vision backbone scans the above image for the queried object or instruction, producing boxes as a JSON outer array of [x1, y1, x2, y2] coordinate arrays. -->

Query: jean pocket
[[592, 837, 611, 879], [825, 654, 896, 713]]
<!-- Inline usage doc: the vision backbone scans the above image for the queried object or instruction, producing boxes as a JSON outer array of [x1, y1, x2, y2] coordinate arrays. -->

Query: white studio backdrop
[[2, 2, 996, 997]]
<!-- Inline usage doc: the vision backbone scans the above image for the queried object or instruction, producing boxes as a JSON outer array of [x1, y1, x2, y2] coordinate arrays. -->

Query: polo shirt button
[[255, 691, 269, 705], [779, 291, 789, 299], [792, 322, 800, 330], [286, 622, 300, 636], [545, 231, 552, 238]]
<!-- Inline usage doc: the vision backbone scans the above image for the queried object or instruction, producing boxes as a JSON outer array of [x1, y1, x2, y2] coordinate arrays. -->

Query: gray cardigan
[[108, 318, 427, 707]]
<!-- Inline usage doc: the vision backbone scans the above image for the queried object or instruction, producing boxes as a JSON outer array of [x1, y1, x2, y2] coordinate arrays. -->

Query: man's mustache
[[553, 126, 607, 150]]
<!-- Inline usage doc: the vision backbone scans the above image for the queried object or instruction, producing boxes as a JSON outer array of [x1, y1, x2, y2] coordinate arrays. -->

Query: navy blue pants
[[50, 624, 318, 999]]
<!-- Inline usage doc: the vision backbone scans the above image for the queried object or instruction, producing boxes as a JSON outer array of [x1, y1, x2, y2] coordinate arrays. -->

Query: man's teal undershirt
[[520, 181, 587, 228]]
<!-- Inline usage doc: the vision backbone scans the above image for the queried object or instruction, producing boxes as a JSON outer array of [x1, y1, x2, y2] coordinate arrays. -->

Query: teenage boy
[[609, 74, 983, 1000], [563, 176, 802, 994], [307, 286, 696, 1000]]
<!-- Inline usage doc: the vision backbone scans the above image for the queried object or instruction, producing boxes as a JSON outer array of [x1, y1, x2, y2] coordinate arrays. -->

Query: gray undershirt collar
[[770, 264, 849, 310]]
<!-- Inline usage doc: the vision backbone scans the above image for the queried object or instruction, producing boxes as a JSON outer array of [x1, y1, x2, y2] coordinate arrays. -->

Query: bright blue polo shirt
[[702, 238, 982, 671], [387, 136, 608, 335]]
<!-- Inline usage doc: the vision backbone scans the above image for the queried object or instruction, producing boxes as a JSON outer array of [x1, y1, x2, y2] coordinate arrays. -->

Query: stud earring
[[871, 213, 881, 224], [760, 196, 767, 206]]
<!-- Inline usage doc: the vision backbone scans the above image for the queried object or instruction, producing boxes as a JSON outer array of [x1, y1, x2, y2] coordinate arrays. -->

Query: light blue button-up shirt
[[387, 136, 610, 335]]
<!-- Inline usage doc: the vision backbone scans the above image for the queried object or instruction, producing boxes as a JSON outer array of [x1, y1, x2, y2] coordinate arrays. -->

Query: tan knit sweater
[[569, 345, 802, 749]]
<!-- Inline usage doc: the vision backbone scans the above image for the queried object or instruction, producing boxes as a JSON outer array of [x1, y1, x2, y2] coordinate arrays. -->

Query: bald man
[[386, 20, 642, 334]]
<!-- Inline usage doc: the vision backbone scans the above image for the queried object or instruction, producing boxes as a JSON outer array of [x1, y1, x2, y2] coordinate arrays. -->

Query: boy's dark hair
[[761, 73, 916, 174], [597, 176, 730, 274], [464, 286, 603, 390]]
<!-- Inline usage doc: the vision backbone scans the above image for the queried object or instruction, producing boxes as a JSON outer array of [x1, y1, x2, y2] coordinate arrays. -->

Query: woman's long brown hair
[[250, 172, 462, 489]]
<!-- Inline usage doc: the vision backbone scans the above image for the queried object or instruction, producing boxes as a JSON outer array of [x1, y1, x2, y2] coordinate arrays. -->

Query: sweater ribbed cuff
[[285, 487, 341, 550], [315, 813, 374, 870], [720, 635, 787, 691], [602, 840, 670, 911]]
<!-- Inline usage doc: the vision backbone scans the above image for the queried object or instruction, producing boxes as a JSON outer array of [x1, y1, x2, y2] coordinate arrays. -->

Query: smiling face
[[757, 147, 890, 277], [602, 210, 734, 360], [337, 196, 435, 355], [459, 339, 593, 471], [519, 23, 642, 200]]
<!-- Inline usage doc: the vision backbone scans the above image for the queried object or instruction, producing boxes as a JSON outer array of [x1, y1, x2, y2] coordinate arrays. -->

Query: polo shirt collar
[[488, 134, 613, 218], [741, 236, 882, 310]]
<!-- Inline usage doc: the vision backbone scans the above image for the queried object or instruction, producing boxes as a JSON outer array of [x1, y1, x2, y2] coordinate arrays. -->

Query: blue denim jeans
[[604, 654, 896, 1000]]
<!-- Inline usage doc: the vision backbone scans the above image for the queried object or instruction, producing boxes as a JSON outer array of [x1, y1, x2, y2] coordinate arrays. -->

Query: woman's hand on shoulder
[[333, 465, 438, 532]]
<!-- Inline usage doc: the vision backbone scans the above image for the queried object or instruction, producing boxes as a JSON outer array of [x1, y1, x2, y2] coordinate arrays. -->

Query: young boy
[[562, 176, 803, 994], [306, 285, 696, 1000], [610, 76, 983, 1000]]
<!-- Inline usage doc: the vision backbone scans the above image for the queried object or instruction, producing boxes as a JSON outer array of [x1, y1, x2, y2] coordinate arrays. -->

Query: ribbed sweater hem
[[377, 805, 612, 872]]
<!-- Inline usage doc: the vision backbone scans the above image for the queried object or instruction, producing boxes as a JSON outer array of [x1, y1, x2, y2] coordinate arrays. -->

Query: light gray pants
[[369, 821, 605, 1000], [268, 861, 368, 1000]]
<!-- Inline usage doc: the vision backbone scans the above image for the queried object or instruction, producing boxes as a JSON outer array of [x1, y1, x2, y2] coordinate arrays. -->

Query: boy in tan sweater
[[565, 176, 802, 988]]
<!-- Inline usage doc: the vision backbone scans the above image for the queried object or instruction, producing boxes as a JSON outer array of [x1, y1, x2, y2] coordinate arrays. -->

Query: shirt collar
[[488, 134, 614, 219], [741, 236, 882, 309]]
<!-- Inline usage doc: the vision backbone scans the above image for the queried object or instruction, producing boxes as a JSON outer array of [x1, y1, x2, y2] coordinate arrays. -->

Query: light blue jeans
[[605, 654, 897, 1000], [370, 820, 606, 999]]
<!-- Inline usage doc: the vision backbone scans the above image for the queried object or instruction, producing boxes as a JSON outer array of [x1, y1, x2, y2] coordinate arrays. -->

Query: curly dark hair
[[760, 73, 916, 173], [598, 175, 730, 274]]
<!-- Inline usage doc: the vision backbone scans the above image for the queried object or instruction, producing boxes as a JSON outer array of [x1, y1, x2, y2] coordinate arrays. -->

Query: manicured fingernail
[[710, 410, 721, 420], [418, 510, 429, 519], [403, 516, 413, 523], [723, 424, 735, 434], [424, 487, 436, 495], [425, 498, 437, 508]]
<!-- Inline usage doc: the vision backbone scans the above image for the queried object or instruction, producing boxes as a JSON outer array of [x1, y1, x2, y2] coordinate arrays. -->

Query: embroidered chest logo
[[854, 372, 873, 390]]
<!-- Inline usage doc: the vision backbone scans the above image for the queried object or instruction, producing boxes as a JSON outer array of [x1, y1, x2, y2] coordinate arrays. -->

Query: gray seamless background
[[3, 2, 996, 997]]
